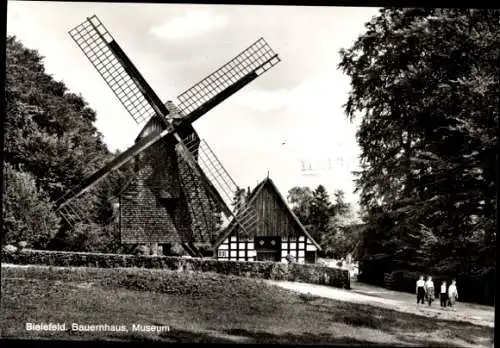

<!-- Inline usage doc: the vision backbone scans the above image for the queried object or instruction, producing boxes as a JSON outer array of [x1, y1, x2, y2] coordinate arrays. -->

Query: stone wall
[[2, 249, 350, 289]]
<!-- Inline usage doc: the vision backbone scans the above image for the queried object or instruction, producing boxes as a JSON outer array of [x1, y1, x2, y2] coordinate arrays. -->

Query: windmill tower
[[54, 15, 280, 255]]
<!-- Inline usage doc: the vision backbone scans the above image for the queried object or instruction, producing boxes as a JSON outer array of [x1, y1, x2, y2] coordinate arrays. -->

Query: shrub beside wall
[[2, 249, 350, 289]]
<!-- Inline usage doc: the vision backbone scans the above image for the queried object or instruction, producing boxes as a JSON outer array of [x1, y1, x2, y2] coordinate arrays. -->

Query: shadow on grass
[[154, 327, 383, 345], [221, 328, 361, 345]]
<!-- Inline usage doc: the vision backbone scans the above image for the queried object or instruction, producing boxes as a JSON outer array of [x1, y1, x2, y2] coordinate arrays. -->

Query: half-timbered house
[[213, 177, 321, 263]]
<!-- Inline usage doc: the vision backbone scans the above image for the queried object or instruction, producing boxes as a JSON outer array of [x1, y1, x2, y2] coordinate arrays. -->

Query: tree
[[232, 187, 249, 212], [309, 185, 333, 243], [2, 163, 60, 248], [287, 186, 314, 226], [331, 190, 352, 221], [339, 9, 498, 301], [4, 36, 121, 250], [319, 189, 359, 258]]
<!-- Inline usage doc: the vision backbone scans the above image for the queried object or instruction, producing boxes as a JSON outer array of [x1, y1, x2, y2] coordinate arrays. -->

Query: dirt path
[[266, 280, 495, 328]]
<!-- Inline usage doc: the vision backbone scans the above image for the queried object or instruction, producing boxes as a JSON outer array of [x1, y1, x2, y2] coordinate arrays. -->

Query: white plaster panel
[[218, 250, 228, 258]]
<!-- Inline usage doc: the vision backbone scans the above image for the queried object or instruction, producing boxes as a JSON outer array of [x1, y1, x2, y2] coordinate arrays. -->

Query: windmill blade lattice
[[58, 123, 178, 212], [56, 197, 89, 227], [69, 15, 172, 124], [176, 38, 280, 116], [179, 136, 259, 235]]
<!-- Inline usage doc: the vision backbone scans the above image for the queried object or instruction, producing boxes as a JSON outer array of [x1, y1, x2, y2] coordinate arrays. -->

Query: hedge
[[1, 249, 350, 289]]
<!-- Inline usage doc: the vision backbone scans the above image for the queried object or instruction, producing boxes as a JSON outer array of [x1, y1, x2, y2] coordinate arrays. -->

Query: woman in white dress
[[448, 279, 459, 308]]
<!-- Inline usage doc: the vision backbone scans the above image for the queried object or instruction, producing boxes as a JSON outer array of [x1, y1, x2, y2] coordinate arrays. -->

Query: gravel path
[[267, 280, 495, 328]]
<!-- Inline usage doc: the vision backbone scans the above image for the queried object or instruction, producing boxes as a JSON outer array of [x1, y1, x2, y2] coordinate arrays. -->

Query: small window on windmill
[[218, 250, 228, 258]]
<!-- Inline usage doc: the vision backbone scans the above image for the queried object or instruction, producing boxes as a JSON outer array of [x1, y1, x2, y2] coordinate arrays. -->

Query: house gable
[[213, 177, 322, 254]]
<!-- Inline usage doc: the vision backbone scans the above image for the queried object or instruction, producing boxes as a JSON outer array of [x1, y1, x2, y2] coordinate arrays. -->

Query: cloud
[[150, 10, 228, 40]]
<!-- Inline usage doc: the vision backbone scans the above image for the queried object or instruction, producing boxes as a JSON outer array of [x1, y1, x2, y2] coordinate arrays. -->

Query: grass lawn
[[0, 264, 494, 346]]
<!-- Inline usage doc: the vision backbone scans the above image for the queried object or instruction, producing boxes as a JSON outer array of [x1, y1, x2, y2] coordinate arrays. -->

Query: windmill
[[54, 15, 280, 255]]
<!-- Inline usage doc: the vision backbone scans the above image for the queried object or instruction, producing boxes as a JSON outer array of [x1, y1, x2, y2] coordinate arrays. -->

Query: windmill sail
[[69, 15, 171, 124], [177, 38, 280, 124]]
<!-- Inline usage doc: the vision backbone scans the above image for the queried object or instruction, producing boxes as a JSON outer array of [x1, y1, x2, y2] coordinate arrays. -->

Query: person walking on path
[[416, 275, 426, 305], [425, 276, 435, 306], [440, 281, 448, 308], [448, 279, 459, 309]]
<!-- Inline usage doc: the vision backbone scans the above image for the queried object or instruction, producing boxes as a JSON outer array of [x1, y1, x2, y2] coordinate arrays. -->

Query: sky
[[6, 2, 380, 219]]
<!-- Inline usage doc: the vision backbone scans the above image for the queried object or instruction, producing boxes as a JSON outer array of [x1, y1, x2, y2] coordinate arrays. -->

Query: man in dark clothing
[[416, 275, 426, 305], [440, 281, 448, 308]]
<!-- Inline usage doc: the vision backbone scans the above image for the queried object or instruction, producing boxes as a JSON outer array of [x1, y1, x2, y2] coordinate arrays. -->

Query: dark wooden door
[[255, 236, 281, 262], [305, 251, 316, 264]]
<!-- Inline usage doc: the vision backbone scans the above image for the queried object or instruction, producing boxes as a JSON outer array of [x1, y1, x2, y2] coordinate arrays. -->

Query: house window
[[218, 250, 228, 258]]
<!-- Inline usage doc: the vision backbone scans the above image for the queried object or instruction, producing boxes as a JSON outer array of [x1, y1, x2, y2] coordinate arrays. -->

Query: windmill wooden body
[[55, 15, 280, 255]]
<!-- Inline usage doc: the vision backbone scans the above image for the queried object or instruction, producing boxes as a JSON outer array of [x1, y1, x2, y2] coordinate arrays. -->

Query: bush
[[2, 164, 60, 248], [385, 270, 431, 293], [56, 222, 121, 253], [169, 243, 188, 256], [3, 244, 18, 254], [134, 245, 150, 256], [269, 262, 289, 280]]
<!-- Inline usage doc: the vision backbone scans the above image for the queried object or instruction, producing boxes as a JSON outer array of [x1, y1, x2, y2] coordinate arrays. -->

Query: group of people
[[416, 275, 459, 309]]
